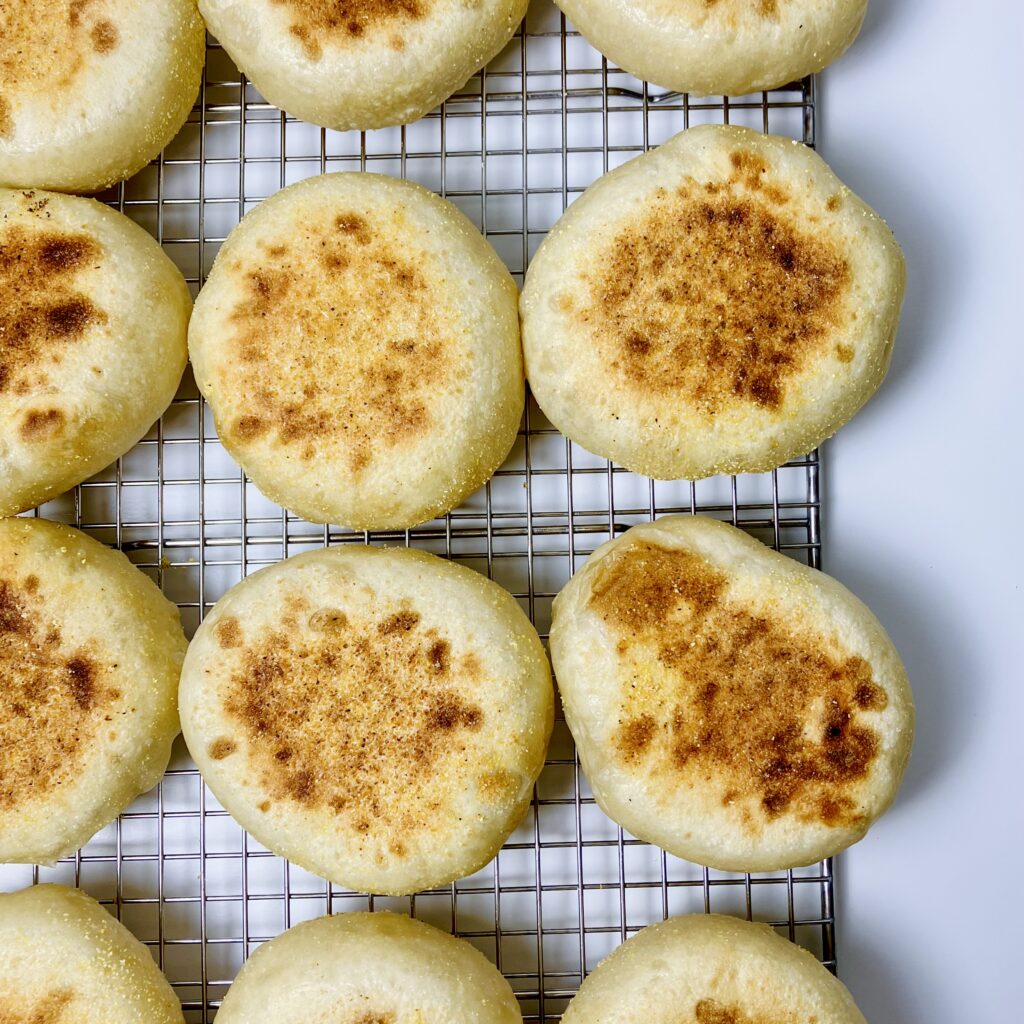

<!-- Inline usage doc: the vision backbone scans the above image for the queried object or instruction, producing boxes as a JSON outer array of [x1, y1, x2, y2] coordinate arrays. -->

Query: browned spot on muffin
[[580, 157, 849, 415], [616, 713, 657, 763], [0, 575, 119, 812], [273, 0, 431, 60], [223, 211, 461, 472], [19, 408, 65, 441], [354, 1014, 395, 1024], [220, 601, 487, 842], [1, 0, 121, 97], [0, 220, 106, 398], [835, 343, 854, 363], [478, 767, 517, 802], [588, 540, 887, 829], [694, 999, 776, 1024], [215, 616, 243, 649], [827, 194, 843, 212], [258, 799, 271, 811], [231, 415, 268, 441], [209, 737, 237, 760], [0, 95, 11, 137], [90, 18, 118, 53], [0, 988, 75, 1024]]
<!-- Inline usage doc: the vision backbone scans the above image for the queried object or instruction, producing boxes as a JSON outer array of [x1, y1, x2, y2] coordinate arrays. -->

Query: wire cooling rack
[[1, 5, 831, 1021]]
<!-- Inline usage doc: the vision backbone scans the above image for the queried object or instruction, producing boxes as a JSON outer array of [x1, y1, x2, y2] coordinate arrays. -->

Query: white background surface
[[821, 1, 1023, 1018]]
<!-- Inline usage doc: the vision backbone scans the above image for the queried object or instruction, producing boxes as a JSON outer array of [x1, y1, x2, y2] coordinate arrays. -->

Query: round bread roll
[[554, 0, 868, 97], [189, 172, 523, 530], [0, 518, 187, 865], [0, 187, 191, 519], [561, 914, 866, 1024], [180, 544, 553, 895], [0, 884, 185, 1024], [521, 124, 905, 481], [216, 911, 521, 1024], [550, 515, 913, 872], [198, 0, 528, 132], [0, 0, 205, 193]]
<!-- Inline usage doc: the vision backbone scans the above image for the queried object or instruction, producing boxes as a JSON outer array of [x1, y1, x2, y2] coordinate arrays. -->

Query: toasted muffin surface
[[550, 516, 913, 871], [189, 172, 523, 530], [199, 0, 529, 131], [0, 885, 184, 1024], [521, 125, 904, 480], [180, 545, 553, 894], [560, 914, 867, 1024], [553, 0, 868, 96], [0, 0, 205, 192], [0, 187, 191, 518], [0, 518, 186, 865]]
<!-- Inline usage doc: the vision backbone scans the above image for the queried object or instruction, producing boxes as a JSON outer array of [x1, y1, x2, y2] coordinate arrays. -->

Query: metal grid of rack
[[0, 4, 831, 1021]]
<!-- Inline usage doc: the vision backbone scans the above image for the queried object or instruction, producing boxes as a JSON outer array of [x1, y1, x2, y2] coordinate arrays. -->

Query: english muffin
[[199, 0, 527, 132], [0, 884, 185, 1024], [0, 0, 205, 193], [189, 172, 523, 530], [561, 914, 866, 1024], [554, 0, 868, 97], [521, 124, 905, 481], [216, 911, 521, 1024], [550, 515, 913, 872], [0, 518, 187, 865], [180, 544, 553, 895], [0, 188, 191, 518]]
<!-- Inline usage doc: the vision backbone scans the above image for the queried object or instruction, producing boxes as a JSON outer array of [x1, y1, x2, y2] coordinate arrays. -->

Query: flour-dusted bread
[[216, 911, 521, 1024], [0, 884, 185, 1024], [189, 172, 523, 530], [0, 519, 186, 865], [0, 0, 205, 193], [180, 544, 553, 895], [561, 914, 866, 1024], [199, 0, 527, 132], [0, 188, 191, 518], [521, 124, 904, 481], [555, 0, 868, 97], [550, 516, 913, 872]]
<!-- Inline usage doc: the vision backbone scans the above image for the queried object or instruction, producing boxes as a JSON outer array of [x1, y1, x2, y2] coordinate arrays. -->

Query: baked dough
[[550, 515, 913, 872], [215, 911, 521, 1024], [521, 124, 904, 481], [0, 884, 184, 1024], [0, 187, 191, 518], [0, 518, 187, 865], [554, 0, 868, 96], [199, 0, 528, 131], [189, 172, 523, 530], [561, 914, 866, 1024], [0, 0, 205, 192], [180, 544, 553, 895]]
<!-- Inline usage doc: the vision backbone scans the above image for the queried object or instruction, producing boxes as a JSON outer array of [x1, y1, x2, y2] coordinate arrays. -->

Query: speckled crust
[[521, 125, 904, 481], [0, 519, 187, 865], [561, 914, 866, 1024], [0, 188, 191, 519], [189, 172, 523, 531], [554, 0, 868, 96], [550, 516, 913, 872], [216, 911, 521, 1024], [0, 885, 185, 1024], [180, 545, 553, 895], [0, 0, 205, 193], [199, 0, 528, 131]]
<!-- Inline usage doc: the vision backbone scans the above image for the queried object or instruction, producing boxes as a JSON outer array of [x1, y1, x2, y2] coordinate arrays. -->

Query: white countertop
[[821, 1, 1023, 1018]]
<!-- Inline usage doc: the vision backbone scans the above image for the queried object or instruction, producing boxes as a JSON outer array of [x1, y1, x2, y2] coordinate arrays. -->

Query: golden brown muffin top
[[573, 146, 851, 414], [587, 538, 887, 830]]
